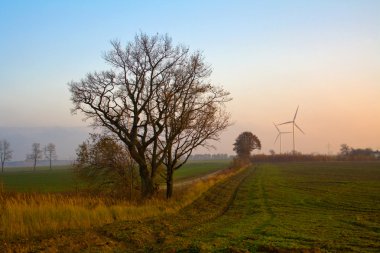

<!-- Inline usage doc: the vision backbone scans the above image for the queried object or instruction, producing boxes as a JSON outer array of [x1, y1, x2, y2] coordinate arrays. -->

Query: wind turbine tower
[[273, 123, 291, 154], [278, 106, 305, 154]]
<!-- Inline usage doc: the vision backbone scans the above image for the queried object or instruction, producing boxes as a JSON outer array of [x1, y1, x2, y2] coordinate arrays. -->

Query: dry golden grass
[[0, 167, 242, 239]]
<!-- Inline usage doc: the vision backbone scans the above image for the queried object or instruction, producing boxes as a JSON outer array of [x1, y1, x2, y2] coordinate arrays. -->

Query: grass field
[[0, 160, 230, 192], [1, 161, 380, 252], [0, 166, 83, 192], [169, 161, 380, 252], [173, 159, 231, 180]]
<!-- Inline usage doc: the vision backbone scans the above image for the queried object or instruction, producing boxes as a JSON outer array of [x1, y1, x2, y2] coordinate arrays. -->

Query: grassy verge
[[0, 166, 241, 241]]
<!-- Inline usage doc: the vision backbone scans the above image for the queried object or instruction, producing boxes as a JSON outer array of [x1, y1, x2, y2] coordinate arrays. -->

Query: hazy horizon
[[1, 1, 379, 160]]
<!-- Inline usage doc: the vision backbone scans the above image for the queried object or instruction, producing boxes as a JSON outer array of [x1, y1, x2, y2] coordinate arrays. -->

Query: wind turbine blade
[[295, 123, 305, 134], [273, 122, 280, 132], [278, 121, 293, 125], [293, 105, 299, 121], [274, 133, 280, 144]]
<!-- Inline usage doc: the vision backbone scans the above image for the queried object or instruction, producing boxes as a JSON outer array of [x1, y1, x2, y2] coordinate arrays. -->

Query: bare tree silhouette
[[69, 33, 231, 198], [27, 143, 43, 172], [44, 143, 57, 170], [0, 139, 12, 173]]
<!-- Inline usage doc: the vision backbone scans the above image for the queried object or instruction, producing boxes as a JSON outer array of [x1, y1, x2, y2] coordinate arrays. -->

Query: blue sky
[[1, 0, 379, 159]]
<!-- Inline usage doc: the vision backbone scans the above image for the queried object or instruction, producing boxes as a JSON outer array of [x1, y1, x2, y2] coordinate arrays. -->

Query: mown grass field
[[1, 161, 380, 252], [0, 160, 230, 192]]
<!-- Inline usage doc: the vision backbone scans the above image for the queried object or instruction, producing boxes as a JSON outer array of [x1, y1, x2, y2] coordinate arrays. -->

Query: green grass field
[[2, 161, 380, 252], [0, 166, 83, 192], [170, 161, 380, 252], [174, 159, 231, 180], [0, 160, 230, 192]]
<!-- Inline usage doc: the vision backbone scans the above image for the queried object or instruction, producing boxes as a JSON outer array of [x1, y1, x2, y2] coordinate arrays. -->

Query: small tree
[[233, 132, 261, 165], [0, 140, 12, 173], [27, 143, 43, 171], [44, 143, 57, 170], [74, 134, 138, 199], [340, 144, 351, 157]]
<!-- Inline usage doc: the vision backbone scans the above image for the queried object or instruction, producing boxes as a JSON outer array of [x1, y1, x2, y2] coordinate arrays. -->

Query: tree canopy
[[233, 132, 261, 163]]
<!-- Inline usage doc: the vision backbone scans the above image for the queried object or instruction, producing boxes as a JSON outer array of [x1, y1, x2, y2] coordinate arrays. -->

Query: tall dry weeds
[[0, 167, 242, 239]]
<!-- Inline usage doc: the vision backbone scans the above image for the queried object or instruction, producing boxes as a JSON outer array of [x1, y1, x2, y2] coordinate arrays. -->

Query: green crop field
[[174, 159, 231, 180], [169, 161, 380, 252], [2, 161, 380, 252], [0, 160, 230, 192], [0, 166, 84, 192]]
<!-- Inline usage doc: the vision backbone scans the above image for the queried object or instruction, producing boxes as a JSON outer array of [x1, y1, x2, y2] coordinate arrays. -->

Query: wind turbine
[[273, 123, 291, 154], [278, 105, 305, 154]]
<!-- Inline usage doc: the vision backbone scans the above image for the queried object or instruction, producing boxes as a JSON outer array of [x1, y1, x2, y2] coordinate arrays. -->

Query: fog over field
[[0, 127, 89, 161], [0, 125, 250, 161]]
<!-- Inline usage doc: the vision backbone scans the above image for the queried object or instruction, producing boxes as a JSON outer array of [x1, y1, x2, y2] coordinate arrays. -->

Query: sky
[[0, 0, 379, 160]]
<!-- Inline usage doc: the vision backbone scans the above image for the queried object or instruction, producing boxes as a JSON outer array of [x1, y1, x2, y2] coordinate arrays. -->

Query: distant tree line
[[339, 144, 380, 160], [0, 139, 57, 172], [250, 145, 380, 163], [188, 153, 231, 160], [251, 153, 338, 163]]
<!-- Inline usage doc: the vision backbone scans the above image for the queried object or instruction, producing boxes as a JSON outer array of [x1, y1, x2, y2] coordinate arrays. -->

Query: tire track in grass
[[152, 166, 257, 252], [251, 166, 276, 234], [168, 165, 256, 233], [96, 166, 256, 252], [177, 164, 277, 250]]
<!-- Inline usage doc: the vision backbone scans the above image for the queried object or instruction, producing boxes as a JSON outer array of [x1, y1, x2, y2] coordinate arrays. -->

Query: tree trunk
[[166, 166, 174, 199], [139, 165, 155, 198]]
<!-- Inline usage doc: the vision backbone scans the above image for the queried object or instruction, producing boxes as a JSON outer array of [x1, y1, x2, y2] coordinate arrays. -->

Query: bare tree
[[27, 143, 43, 171], [160, 59, 231, 198], [44, 143, 57, 170], [69, 33, 230, 198], [0, 139, 12, 173]]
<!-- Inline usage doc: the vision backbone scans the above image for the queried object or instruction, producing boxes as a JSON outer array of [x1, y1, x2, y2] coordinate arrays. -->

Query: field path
[[96, 165, 256, 251]]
